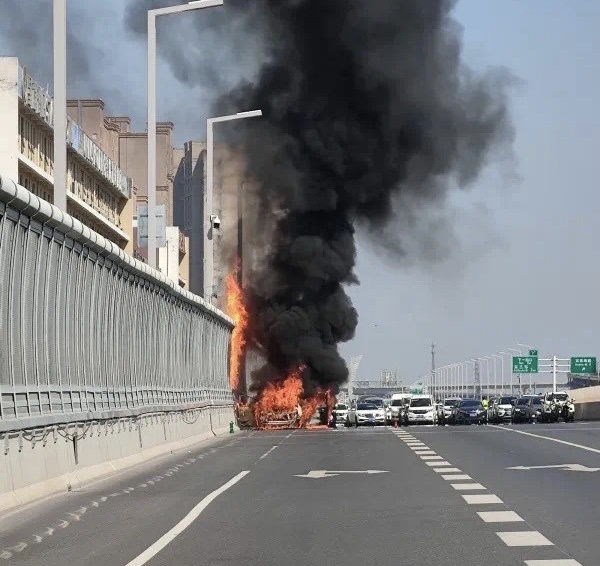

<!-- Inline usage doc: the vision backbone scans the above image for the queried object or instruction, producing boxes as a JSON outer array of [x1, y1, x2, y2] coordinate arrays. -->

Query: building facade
[[173, 142, 256, 307], [0, 57, 133, 251]]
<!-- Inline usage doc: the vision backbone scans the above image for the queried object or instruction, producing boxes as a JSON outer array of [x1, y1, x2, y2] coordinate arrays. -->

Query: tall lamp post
[[508, 347, 522, 394], [492, 354, 504, 394], [147, 0, 224, 269], [518, 343, 534, 392], [53, 0, 67, 211], [204, 110, 263, 303]]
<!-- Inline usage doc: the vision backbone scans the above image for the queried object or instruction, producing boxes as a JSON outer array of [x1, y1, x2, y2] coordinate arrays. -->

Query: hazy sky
[[0, 0, 597, 386]]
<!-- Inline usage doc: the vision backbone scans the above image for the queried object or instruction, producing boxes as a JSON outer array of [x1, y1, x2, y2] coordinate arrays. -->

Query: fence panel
[[0, 176, 233, 431]]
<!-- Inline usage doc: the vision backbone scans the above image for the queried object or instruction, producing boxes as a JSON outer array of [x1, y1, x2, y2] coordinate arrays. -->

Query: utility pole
[[431, 343, 436, 399]]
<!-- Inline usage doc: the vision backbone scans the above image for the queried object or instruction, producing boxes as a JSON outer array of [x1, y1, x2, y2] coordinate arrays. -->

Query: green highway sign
[[529, 349, 538, 356], [570, 357, 597, 374], [512, 356, 538, 373]]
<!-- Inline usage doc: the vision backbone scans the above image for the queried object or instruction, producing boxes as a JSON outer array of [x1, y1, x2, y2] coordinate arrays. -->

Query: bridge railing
[[0, 175, 234, 432]]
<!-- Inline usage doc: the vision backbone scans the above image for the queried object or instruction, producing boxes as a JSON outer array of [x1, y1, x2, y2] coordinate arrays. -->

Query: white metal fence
[[0, 175, 233, 432]]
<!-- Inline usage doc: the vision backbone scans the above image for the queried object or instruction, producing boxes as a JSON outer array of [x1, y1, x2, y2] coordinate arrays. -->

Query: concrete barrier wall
[[0, 405, 234, 513], [571, 385, 600, 420]]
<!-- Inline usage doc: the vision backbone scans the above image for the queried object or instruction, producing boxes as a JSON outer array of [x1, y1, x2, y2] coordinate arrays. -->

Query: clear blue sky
[[340, 0, 600, 382]]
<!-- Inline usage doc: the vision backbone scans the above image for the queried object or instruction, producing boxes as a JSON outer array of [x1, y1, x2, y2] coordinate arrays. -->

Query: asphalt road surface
[[2, 422, 600, 566]]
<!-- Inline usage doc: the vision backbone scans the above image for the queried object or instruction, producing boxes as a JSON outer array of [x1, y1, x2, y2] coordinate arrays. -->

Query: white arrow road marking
[[507, 464, 600, 472], [294, 470, 389, 479]]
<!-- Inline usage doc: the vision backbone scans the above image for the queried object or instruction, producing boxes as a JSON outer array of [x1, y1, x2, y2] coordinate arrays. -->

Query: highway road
[[2, 423, 600, 565]]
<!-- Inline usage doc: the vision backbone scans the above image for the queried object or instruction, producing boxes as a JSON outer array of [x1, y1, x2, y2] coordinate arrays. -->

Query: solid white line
[[496, 531, 553, 547], [525, 560, 583, 565], [125, 471, 250, 566], [425, 461, 451, 466], [488, 425, 600, 454], [451, 483, 486, 491], [477, 511, 523, 523], [259, 446, 278, 460], [462, 494, 503, 504], [441, 474, 471, 480]]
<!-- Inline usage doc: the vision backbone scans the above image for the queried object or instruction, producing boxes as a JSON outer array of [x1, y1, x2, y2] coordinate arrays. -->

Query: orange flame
[[225, 262, 248, 394], [252, 365, 335, 429]]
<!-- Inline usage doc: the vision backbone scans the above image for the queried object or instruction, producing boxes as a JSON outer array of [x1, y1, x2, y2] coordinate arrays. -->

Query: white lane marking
[[259, 445, 278, 460], [451, 483, 486, 491], [404, 441, 423, 445], [434, 467, 461, 473], [441, 474, 471, 480], [420, 455, 443, 460], [413, 450, 436, 454], [425, 461, 451, 466], [462, 494, 503, 504], [488, 424, 600, 454], [125, 471, 250, 566], [477, 511, 523, 523], [525, 560, 583, 565], [496, 531, 553, 547]]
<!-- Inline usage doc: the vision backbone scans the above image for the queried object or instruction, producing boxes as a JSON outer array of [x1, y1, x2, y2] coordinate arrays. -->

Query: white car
[[387, 394, 411, 424], [346, 402, 386, 427], [333, 403, 348, 423], [405, 395, 437, 425]]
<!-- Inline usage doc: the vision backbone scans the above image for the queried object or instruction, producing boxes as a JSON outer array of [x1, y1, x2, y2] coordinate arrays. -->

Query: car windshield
[[531, 398, 542, 405], [336, 404, 347, 410], [516, 398, 529, 405], [357, 403, 378, 410], [548, 393, 569, 401], [391, 399, 403, 406], [444, 399, 460, 406], [365, 399, 383, 407], [460, 400, 480, 407], [410, 398, 432, 407], [499, 397, 515, 404]]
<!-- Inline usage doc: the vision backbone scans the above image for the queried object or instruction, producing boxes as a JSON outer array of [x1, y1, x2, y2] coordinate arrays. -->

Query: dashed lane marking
[[425, 460, 451, 467], [496, 531, 553, 547], [420, 455, 443, 460], [450, 483, 486, 491], [462, 494, 503, 505], [413, 450, 436, 454], [258, 446, 278, 460], [524, 560, 584, 565], [477, 511, 524, 523], [433, 467, 461, 473], [441, 474, 471, 480]]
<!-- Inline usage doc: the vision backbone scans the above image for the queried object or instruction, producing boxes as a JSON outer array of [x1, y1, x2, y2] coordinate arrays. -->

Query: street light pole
[[204, 110, 262, 302], [492, 354, 504, 394], [53, 0, 67, 211], [508, 347, 522, 394], [147, 0, 223, 269], [518, 343, 534, 392]]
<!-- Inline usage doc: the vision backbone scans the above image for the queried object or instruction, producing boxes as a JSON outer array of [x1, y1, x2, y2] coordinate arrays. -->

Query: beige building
[[0, 57, 133, 251], [173, 142, 257, 306]]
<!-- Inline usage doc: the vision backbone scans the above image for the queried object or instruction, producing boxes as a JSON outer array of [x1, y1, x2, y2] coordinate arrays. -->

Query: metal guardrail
[[0, 175, 234, 432]]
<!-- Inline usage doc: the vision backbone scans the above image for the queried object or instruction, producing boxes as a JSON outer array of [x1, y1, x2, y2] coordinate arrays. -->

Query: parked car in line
[[404, 395, 437, 425], [450, 398, 487, 425], [437, 398, 462, 425], [489, 396, 517, 424], [346, 402, 386, 427], [333, 403, 349, 424], [540, 392, 575, 423], [524, 396, 544, 422], [511, 397, 531, 423]]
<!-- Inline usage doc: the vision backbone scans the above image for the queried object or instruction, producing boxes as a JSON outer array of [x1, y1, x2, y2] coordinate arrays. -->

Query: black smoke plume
[[210, 0, 515, 396]]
